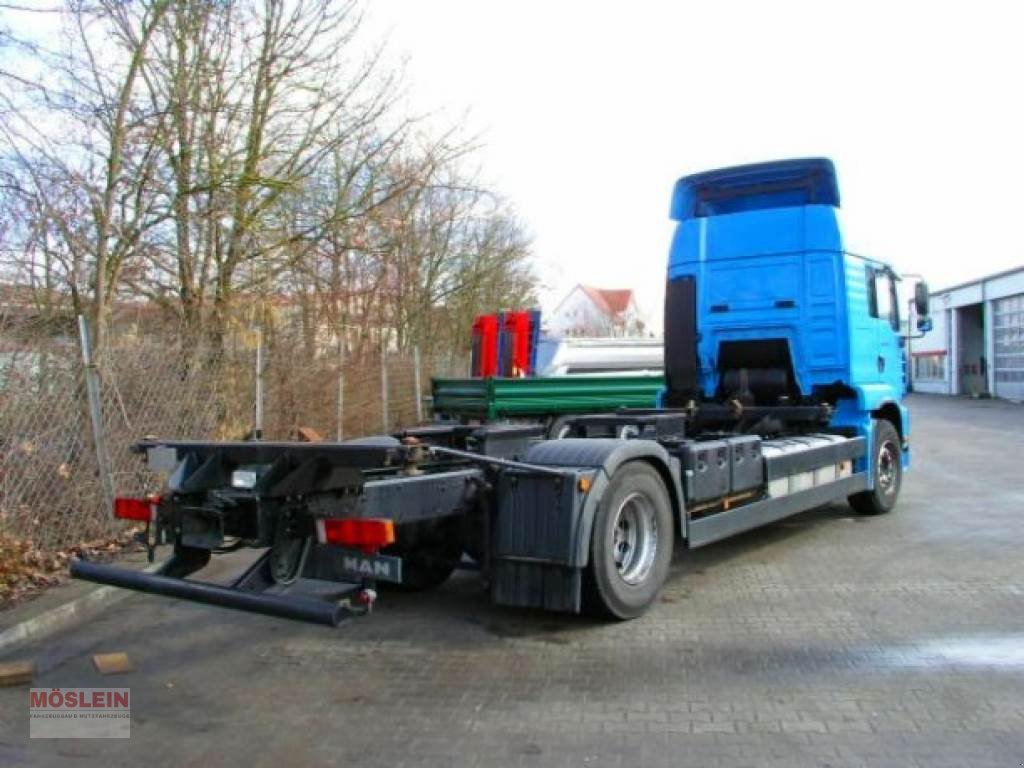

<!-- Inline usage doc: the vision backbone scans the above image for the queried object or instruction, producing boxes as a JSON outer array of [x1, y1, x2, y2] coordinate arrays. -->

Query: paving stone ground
[[1, 394, 1022, 767]]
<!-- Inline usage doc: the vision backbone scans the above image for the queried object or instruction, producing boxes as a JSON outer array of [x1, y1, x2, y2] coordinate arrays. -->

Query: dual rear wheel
[[583, 463, 674, 619]]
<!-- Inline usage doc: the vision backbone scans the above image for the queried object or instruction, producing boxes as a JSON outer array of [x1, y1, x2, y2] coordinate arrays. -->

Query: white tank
[[761, 434, 854, 498], [535, 337, 663, 377]]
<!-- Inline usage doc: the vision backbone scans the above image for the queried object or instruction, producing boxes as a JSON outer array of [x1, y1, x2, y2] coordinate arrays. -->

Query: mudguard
[[490, 438, 683, 613], [831, 395, 910, 479], [521, 438, 684, 567]]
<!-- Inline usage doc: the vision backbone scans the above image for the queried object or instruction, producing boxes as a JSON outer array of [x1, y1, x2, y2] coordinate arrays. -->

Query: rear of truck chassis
[[71, 402, 876, 625]]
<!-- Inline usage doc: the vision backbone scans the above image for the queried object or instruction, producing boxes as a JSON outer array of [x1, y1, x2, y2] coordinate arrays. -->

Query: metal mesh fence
[[0, 314, 467, 551], [0, 319, 101, 550]]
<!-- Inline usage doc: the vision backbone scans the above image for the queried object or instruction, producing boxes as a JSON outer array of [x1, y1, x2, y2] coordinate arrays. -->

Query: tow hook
[[354, 584, 378, 613]]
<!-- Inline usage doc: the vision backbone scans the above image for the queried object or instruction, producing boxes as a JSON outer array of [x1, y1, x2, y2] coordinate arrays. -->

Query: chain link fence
[[0, 313, 467, 552]]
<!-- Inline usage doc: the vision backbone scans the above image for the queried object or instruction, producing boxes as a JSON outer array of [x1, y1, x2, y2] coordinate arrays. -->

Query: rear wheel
[[383, 519, 462, 591], [269, 514, 310, 585], [849, 418, 902, 515], [583, 463, 674, 619], [269, 535, 310, 585], [390, 545, 459, 591]]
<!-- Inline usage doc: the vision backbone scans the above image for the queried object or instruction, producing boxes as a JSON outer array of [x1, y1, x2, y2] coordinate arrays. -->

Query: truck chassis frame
[[72, 407, 877, 625]]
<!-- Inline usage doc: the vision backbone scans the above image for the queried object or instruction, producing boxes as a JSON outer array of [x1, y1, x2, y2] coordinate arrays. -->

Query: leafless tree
[[0, 0, 172, 348], [0, 0, 538, 360]]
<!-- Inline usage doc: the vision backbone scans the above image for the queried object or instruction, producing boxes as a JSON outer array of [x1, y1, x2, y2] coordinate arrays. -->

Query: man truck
[[72, 158, 931, 623]]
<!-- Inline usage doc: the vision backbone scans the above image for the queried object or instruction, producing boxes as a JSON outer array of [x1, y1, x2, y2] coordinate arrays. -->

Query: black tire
[[269, 534, 310, 586], [583, 462, 674, 619], [382, 519, 462, 591], [848, 418, 902, 515], [388, 547, 458, 591]]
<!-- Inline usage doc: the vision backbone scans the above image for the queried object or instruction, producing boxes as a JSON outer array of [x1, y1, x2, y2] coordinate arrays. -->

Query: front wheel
[[583, 462, 674, 619], [848, 418, 902, 515]]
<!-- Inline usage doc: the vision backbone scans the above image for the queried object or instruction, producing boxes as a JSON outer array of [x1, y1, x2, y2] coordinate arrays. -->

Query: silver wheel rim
[[877, 440, 898, 496], [611, 491, 658, 585]]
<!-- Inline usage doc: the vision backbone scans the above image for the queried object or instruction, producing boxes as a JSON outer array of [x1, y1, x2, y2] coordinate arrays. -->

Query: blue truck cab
[[663, 158, 923, 487]]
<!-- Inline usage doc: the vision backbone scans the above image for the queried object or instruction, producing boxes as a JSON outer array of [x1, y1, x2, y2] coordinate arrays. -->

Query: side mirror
[[914, 281, 930, 318], [916, 317, 933, 333]]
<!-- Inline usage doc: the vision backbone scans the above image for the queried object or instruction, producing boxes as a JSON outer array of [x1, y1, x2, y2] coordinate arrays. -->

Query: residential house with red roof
[[547, 284, 646, 338]]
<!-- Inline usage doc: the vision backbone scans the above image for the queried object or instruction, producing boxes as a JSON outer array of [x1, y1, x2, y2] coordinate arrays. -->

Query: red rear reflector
[[316, 518, 395, 552], [113, 496, 157, 522]]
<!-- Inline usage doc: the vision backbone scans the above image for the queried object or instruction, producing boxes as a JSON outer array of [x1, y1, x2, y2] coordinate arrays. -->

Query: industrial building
[[909, 265, 1024, 401]]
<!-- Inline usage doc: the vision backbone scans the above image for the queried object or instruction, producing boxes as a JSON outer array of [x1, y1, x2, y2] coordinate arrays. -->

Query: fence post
[[77, 315, 115, 512], [336, 334, 345, 441], [254, 327, 264, 440], [380, 336, 389, 433], [413, 345, 423, 424]]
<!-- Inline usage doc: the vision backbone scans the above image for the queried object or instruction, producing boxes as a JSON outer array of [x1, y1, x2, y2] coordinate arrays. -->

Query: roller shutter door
[[994, 293, 1024, 400]]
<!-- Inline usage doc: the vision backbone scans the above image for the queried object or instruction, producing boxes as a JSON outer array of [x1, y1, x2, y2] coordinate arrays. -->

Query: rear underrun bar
[[70, 558, 347, 627]]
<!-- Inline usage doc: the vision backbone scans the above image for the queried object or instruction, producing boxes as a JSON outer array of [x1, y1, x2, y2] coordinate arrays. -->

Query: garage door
[[994, 293, 1024, 400]]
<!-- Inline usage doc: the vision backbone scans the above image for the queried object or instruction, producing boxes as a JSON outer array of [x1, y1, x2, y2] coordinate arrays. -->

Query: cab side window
[[867, 266, 899, 331]]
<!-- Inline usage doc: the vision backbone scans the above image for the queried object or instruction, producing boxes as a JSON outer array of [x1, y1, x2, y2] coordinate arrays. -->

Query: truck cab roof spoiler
[[671, 158, 839, 221]]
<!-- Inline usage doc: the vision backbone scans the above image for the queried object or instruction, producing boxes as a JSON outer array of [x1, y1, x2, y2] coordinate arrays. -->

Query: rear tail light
[[113, 496, 159, 522], [316, 518, 395, 552]]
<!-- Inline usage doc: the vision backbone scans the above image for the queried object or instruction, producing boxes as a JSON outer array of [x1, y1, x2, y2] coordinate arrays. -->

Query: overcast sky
[[365, 0, 1024, 326], [5, 2, 1021, 329]]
